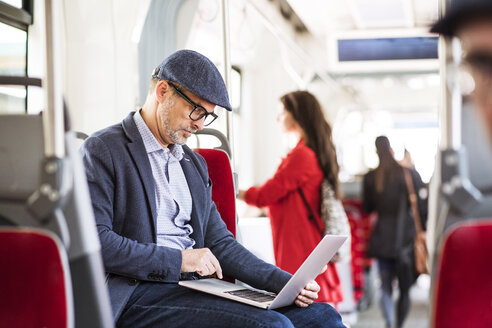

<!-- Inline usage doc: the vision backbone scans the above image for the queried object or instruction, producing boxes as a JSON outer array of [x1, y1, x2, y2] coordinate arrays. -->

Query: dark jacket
[[362, 167, 427, 260], [80, 112, 291, 320]]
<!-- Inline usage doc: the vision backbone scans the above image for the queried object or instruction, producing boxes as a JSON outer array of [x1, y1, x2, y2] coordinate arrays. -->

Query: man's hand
[[294, 280, 320, 307], [181, 248, 223, 279]]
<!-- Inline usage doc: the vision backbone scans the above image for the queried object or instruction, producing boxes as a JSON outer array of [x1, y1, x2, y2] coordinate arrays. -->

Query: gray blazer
[[81, 112, 290, 320]]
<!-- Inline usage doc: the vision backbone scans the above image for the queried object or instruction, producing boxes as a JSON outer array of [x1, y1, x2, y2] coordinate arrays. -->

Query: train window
[[0, 85, 25, 113], [1, 0, 21, 8], [0, 21, 26, 113], [0, 22, 26, 75], [336, 108, 438, 184], [2, 0, 20, 8], [231, 66, 242, 112], [0, 0, 33, 114], [0, 1, 33, 28]]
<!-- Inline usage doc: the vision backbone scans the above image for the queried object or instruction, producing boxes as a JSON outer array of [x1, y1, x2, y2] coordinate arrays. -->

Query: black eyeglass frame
[[464, 51, 492, 76], [167, 81, 218, 126]]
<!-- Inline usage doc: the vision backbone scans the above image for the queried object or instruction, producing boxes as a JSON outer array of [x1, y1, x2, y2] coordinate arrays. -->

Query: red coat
[[244, 140, 343, 303]]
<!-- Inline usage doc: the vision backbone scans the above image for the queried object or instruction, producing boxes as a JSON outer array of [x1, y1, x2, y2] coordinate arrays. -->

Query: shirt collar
[[133, 110, 184, 160]]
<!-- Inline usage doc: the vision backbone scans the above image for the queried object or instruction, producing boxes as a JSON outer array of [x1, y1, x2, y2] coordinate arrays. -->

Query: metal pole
[[43, 0, 65, 158], [438, 36, 450, 148], [220, 0, 235, 168], [439, 38, 462, 150], [438, 0, 462, 150], [450, 38, 463, 148]]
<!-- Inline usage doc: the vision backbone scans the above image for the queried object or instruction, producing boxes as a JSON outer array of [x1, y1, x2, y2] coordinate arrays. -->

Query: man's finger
[[295, 299, 308, 307], [295, 295, 312, 307], [196, 266, 207, 276], [210, 254, 223, 279], [304, 281, 320, 292], [300, 289, 318, 301], [203, 263, 214, 276]]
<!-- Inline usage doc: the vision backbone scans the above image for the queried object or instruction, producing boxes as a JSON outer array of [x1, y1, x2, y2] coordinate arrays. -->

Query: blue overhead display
[[338, 37, 439, 61]]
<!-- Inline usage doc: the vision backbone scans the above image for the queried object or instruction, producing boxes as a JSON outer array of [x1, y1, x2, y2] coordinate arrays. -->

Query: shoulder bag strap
[[298, 188, 324, 236], [403, 168, 424, 233]]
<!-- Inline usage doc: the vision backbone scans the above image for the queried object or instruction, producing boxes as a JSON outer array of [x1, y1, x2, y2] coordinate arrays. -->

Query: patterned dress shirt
[[133, 110, 194, 250]]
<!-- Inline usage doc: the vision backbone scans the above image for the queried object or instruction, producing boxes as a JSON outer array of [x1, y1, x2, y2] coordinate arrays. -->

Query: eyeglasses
[[465, 51, 492, 77], [167, 82, 218, 126]]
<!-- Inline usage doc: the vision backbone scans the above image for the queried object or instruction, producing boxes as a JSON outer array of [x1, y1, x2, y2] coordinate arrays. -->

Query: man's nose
[[192, 117, 205, 130]]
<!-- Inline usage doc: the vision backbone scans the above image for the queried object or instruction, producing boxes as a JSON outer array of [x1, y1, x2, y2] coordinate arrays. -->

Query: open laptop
[[179, 234, 347, 309]]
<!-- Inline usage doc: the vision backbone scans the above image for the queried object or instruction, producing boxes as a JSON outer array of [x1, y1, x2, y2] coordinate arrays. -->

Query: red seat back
[[194, 149, 236, 237], [432, 220, 492, 328], [0, 228, 71, 328], [342, 199, 375, 303]]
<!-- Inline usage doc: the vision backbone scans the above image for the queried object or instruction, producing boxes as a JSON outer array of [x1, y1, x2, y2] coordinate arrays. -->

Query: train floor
[[347, 272, 430, 328]]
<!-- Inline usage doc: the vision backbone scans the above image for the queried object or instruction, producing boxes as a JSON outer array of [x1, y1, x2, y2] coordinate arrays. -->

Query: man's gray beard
[[167, 126, 187, 145], [160, 100, 194, 145]]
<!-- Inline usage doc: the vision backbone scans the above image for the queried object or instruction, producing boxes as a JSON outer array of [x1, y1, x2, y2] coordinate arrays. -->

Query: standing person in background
[[362, 136, 427, 328], [238, 90, 344, 305], [399, 149, 415, 169]]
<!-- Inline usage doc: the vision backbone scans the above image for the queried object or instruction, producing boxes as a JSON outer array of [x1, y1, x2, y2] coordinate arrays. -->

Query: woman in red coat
[[238, 91, 343, 304]]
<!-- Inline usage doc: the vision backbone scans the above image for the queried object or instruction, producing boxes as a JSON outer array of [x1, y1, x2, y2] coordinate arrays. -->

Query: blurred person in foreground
[[431, 0, 492, 141], [362, 136, 427, 328], [238, 91, 344, 306]]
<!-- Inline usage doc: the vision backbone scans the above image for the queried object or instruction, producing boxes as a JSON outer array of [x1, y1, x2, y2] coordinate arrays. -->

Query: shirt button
[[128, 279, 137, 286]]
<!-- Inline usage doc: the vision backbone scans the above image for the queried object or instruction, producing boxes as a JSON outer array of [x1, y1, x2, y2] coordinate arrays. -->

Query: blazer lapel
[[180, 152, 204, 246], [122, 113, 157, 236]]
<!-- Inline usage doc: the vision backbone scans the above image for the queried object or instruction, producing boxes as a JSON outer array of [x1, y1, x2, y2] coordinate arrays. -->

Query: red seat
[[194, 148, 236, 237], [432, 219, 492, 328], [342, 199, 376, 304], [0, 228, 72, 328]]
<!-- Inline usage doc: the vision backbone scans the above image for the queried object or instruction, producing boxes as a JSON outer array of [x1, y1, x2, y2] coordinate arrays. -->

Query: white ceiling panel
[[286, 0, 438, 36], [348, 0, 414, 28]]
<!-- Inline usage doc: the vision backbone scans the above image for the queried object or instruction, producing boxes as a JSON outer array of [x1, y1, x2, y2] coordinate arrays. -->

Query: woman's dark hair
[[280, 90, 341, 199], [374, 136, 401, 192]]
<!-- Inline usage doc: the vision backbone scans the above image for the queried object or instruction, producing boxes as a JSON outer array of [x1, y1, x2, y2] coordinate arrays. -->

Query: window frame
[[0, 0, 34, 113], [0, 0, 32, 31], [231, 65, 242, 113]]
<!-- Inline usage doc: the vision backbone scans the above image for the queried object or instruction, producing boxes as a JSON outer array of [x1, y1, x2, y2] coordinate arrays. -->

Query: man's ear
[[155, 80, 171, 104]]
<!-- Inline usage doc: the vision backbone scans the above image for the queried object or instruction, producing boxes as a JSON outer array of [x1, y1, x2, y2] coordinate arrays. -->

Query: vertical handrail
[[433, 0, 464, 260], [43, 0, 65, 158], [431, 0, 481, 288], [220, 0, 235, 170], [430, 1, 460, 325], [439, 37, 463, 150]]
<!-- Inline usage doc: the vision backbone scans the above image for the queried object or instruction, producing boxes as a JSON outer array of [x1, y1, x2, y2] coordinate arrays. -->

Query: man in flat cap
[[81, 49, 345, 327], [432, 0, 492, 140]]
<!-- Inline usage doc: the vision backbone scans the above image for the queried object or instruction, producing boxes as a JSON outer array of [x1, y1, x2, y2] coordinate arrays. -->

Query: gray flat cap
[[431, 0, 492, 37], [152, 49, 232, 111]]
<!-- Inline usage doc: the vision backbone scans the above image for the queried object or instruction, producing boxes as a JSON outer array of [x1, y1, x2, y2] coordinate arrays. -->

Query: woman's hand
[[237, 189, 246, 201]]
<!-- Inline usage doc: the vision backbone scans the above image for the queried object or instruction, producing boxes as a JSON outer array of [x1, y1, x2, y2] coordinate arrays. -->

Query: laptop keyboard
[[225, 289, 276, 303]]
